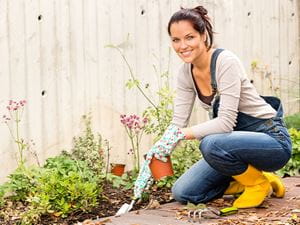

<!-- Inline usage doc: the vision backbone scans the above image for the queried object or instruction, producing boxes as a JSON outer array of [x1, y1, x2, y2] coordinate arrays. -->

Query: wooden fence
[[0, 0, 299, 182]]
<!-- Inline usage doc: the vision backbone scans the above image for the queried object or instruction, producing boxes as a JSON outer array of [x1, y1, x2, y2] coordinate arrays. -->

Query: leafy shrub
[[71, 114, 106, 175], [43, 154, 98, 181], [278, 128, 300, 176], [106, 171, 138, 189], [284, 113, 300, 130], [0, 112, 107, 224], [33, 169, 99, 216], [21, 155, 102, 223], [0, 183, 9, 207], [6, 166, 39, 202]]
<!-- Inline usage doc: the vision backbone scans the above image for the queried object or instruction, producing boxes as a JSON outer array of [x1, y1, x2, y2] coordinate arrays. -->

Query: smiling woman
[[133, 5, 292, 211], [167, 6, 216, 102], [168, 6, 213, 66], [169, 20, 207, 64]]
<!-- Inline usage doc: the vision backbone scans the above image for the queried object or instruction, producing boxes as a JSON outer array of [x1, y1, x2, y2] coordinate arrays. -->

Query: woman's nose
[[179, 40, 188, 49]]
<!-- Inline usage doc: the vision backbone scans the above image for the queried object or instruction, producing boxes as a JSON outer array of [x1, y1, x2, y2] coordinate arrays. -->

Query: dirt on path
[[82, 177, 300, 225]]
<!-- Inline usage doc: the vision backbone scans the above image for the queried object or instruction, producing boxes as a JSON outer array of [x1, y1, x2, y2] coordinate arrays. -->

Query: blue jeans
[[172, 96, 292, 204]]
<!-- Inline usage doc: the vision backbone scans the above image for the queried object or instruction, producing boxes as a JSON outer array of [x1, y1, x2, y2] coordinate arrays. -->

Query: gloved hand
[[133, 124, 185, 199], [145, 124, 186, 162]]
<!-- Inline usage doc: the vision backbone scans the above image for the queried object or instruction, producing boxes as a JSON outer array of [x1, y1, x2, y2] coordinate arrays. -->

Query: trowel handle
[[129, 199, 135, 207]]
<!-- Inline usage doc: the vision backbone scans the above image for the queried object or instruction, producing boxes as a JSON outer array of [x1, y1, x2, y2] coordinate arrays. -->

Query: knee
[[171, 182, 187, 204], [171, 180, 209, 204], [200, 135, 222, 160]]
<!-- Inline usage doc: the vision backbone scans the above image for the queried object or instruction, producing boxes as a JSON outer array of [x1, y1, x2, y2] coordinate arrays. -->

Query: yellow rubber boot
[[263, 172, 285, 198], [224, 181, 244, 195], [224, 173, 285, 197], [232, 165, 271, 208]]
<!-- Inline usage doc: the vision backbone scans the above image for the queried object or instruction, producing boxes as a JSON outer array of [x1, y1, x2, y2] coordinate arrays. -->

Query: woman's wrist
[[181, 128, 195, 140]]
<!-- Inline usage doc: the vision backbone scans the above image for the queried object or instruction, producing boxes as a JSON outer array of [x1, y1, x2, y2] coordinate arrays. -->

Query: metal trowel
[[115, 199, 135, 216]]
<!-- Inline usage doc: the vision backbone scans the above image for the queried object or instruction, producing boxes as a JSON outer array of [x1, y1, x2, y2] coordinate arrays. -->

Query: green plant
[[2, 100, 32, 167], [5, 166, 39, 202], [278, 128, 300, 176], [43, 154, 96, 179], [24, 155, 101, 222], [106, 171, 138, 190], [0, 183, 9, 207], [21, 197, 51, 225], [120, 114, 148, 171], [106, 42, 175, 139], [71, 114, 106, 175], [143, 85, 175, 139], [0, 108, 109, 224], [284, 113, 300, 130], [107, 39, 201, 191], [3, 154, 103, 225], [156, 140, 202, 188]]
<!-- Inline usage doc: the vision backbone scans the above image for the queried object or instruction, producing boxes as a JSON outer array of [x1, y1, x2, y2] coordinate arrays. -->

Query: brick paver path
[[90, 177, 300, 225]]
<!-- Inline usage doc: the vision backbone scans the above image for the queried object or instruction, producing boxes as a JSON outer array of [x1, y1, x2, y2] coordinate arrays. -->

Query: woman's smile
[[180, 50, 193, 57]]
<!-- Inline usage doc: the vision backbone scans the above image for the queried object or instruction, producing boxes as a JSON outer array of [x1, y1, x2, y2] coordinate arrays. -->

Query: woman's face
[[169, 20, 206, 64]]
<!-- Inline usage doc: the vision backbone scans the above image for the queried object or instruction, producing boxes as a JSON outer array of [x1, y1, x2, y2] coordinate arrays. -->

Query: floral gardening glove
[[148, 124, 186, 162], [133, 124, 185, 199]]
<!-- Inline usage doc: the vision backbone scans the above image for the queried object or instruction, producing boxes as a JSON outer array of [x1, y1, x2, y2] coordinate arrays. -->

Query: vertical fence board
[[24, 0, 43, 165], [279, 1, 292, 115], [0, 0, 15, 178], [287, 0, 300, 112]]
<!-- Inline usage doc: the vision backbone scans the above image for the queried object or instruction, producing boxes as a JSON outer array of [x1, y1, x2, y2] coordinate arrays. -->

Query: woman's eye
[[172, 39, 179, 43], [186, 36, 194, 40]]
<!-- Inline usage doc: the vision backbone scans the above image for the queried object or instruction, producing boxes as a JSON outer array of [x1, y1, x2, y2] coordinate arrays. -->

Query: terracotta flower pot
[[149, 156, 174, 180], [111, 163, 125, 176]]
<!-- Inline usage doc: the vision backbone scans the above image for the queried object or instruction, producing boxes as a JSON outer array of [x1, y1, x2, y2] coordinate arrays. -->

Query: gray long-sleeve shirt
[[171, 50, 276, 140]]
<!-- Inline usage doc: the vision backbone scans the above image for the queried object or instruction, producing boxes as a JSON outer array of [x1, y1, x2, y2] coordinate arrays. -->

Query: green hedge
[[284, 113, 300, 130]]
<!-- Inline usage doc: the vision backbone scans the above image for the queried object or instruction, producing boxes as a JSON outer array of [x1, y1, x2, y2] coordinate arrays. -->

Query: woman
[[134, 5, 292, 209], [168, 5, 293, 208]]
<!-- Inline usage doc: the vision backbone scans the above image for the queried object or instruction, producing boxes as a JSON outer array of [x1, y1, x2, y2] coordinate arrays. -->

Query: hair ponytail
[[167, 5, 214, 50], [192, 6, 213, 49], [193, 6, 208, 17]]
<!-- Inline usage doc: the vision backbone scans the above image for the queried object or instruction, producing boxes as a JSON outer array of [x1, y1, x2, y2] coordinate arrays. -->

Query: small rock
[[145, 199, 161, 209]]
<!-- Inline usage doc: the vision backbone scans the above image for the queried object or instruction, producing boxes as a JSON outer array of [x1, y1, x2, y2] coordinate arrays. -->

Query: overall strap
[[210, 48, 224, 91]]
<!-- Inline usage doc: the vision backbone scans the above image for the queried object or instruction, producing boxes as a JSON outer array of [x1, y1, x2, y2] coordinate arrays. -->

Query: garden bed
[[0, 181, 172, 225]]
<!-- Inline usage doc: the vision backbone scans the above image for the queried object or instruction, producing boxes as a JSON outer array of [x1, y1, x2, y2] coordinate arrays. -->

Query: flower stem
[[15, 110, 24, 166], [114, 46, 158, 110]]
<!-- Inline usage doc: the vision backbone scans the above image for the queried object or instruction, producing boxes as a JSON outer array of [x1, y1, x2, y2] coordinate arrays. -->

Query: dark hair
[[167, 6, 214, 50]]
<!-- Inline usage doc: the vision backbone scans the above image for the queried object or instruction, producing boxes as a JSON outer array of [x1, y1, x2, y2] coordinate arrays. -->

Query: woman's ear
[[201, 33, 207, 42]]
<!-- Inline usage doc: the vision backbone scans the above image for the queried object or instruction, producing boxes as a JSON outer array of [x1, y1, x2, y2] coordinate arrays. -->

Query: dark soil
[[0, 181, 172, 225]]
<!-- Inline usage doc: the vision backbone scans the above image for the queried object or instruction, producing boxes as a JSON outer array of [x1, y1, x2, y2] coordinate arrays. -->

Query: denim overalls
[[171, 49, 292, 204]]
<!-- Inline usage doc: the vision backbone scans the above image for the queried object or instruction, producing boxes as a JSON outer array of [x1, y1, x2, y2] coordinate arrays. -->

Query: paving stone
[[90, 177, 300, 225]]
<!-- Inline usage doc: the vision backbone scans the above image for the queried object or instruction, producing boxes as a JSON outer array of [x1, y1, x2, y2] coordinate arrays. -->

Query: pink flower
[[142, 117, 148, 124]]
